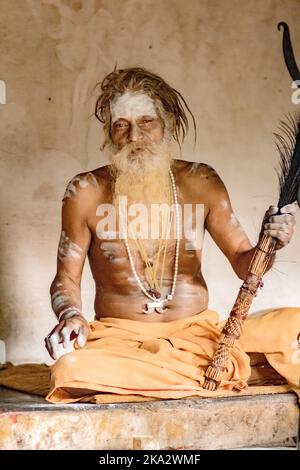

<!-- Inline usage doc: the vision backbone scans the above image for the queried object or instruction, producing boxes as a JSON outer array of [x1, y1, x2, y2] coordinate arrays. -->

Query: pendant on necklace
[[142, 300, 168, 314], [142, 289, 168, 313], [147, 288, 161, 299]]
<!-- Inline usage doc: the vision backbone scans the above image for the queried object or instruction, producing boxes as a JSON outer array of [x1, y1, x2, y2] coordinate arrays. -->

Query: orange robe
[[46, 307, 300, 403]]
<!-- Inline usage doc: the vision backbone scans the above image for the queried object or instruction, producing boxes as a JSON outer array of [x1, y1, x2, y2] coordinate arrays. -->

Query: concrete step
[[0, 387, 299, 450]]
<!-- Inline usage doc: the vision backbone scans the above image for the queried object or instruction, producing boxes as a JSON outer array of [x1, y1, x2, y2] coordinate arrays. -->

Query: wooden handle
[[203, 234, 276, 391]]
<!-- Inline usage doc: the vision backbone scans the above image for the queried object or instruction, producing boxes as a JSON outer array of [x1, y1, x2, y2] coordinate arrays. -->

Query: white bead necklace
[[123, 169, 180, 314]]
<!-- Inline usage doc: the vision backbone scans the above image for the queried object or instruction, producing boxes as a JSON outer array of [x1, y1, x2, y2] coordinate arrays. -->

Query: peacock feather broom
[[203, 20, 300, 390], [203, 113, 300, 391], [276, 114, 300, 209]]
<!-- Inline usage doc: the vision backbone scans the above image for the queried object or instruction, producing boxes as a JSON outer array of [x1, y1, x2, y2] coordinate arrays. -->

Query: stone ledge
[[0, 387, 298, 449]]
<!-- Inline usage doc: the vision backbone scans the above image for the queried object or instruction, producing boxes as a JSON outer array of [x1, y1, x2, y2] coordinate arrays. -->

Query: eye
[[114, 121, 129, 129], [139, 118, 154, 127]]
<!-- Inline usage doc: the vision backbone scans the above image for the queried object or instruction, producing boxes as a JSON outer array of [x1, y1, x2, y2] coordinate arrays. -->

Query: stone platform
[[0, 387, 299, 450]]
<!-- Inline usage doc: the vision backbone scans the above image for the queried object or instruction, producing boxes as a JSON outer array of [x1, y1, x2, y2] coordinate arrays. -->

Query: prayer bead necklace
[[123, 169, 180, 314]]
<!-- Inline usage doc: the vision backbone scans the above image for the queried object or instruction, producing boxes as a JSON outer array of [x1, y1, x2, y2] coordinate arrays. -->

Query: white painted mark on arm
[[230, 213, 239, 227], [63, 174, 95, 201], [189, 163, 202, 174], [58, 231, 83, 261], [87, 172, 99, 187], [220, 200, 228, 210], [51, 291, 69, 312]]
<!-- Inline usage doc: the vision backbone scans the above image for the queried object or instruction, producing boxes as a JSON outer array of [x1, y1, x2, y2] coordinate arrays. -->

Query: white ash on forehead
[[110, 91, 157, 123]]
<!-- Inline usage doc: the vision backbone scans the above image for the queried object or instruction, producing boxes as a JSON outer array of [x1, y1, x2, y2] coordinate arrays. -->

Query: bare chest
[[87, 191, 206, 277]]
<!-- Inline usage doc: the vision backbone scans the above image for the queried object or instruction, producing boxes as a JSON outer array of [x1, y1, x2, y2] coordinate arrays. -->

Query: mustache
[[115, 140, 160, 157], [109, 138, 172, 177]]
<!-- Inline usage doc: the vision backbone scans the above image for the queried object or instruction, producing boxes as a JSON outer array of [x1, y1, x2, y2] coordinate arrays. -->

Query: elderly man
[[45, 67, 299, 403]]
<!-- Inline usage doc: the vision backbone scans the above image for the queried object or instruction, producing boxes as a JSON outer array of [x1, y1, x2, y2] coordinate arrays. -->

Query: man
[[45, 67, 299, 403]]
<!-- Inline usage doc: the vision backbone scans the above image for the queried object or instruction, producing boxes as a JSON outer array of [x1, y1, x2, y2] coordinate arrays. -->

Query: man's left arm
[[203, 167, 298, 280]]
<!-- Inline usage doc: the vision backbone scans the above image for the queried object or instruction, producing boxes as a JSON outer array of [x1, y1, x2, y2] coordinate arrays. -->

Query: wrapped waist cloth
[[46, 307, 300, 403]]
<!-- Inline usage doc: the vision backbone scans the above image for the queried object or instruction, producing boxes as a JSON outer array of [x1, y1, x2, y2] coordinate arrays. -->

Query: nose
[[129, 123, 142, 142]]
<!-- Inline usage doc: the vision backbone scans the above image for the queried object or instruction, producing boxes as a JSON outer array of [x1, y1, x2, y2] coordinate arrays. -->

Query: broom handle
[[203, 233, 277, 391]]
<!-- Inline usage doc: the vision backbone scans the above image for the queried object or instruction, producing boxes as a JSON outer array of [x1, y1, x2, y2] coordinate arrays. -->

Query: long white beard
[[110, 139, 173, 208], [109, 139, 176, 253]]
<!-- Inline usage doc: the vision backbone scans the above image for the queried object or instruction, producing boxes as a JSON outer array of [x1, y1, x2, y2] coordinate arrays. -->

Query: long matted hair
[[94, 67, 196, 149]]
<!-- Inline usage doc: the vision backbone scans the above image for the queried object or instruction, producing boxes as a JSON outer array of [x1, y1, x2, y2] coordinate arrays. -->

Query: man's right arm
[[45, 174, 95, 359]]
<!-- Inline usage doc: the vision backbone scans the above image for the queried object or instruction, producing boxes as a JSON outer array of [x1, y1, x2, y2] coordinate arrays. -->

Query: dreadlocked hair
[[94, 67, 196, 149]]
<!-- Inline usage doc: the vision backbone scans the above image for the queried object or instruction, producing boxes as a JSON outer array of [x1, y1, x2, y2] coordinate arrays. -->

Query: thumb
[[265, 205, 278, 219], [77, 326, 88, 348]]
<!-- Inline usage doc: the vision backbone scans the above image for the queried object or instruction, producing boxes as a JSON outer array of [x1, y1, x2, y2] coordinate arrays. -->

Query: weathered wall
[[0, 0, 299, 363]]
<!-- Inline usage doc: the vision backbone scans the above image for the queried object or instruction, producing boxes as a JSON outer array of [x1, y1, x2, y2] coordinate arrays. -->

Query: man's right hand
[[44, 315, 91, 360]]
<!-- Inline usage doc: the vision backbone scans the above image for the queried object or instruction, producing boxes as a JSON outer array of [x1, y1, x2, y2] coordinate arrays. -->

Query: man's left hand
[[263, 201, 298, 249]]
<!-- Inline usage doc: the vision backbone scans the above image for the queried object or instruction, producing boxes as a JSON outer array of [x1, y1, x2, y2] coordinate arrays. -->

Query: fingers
[[265, 201, 298, 220], [264, 229, 291, 244], [279, 201, 299, 215], [262, 202, 297, 249], [264, 222, 294, 232], [265, 205, 278, 218], [44, 321, 73, 359], [70, 329, 79, 341], [264, 222, 294, 240], [266, 213, 295, 225], [263, 207, 295, 247], [77, 324, 91, 348], [61, 324, 79, 349], [44, 336, 53, 359], [45, 325, 61, 360], [264, 213, 295, 241], [77, 330, 86, 348], [45, 318, 90, 359], [49, 332, 60, 360]]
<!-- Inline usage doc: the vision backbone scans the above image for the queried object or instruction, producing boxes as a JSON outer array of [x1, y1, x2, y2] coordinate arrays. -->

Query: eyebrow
[[114, 115, 156, 121], [113, 118, 129, 124]]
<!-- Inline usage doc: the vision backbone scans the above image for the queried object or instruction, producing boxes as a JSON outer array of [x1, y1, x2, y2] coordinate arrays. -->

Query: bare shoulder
[[91, 164, 113, 183], [173, 159, 223, 191], [62, 165, 112, 204]]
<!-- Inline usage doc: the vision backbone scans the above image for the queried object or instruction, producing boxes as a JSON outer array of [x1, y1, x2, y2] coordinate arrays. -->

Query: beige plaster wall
[[0, 0, 299, 363]]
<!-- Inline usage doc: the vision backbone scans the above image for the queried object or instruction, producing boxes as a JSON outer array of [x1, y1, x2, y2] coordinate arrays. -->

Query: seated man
[[45, 67, 300, 403]]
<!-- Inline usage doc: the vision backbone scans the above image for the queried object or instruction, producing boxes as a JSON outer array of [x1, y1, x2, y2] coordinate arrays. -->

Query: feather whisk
[[274, 113, 300, 209], [203, 114, 300, 391]]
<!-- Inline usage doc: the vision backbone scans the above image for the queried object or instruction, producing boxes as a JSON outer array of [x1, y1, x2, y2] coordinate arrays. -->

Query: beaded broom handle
[[203, 233, 277, 391]]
